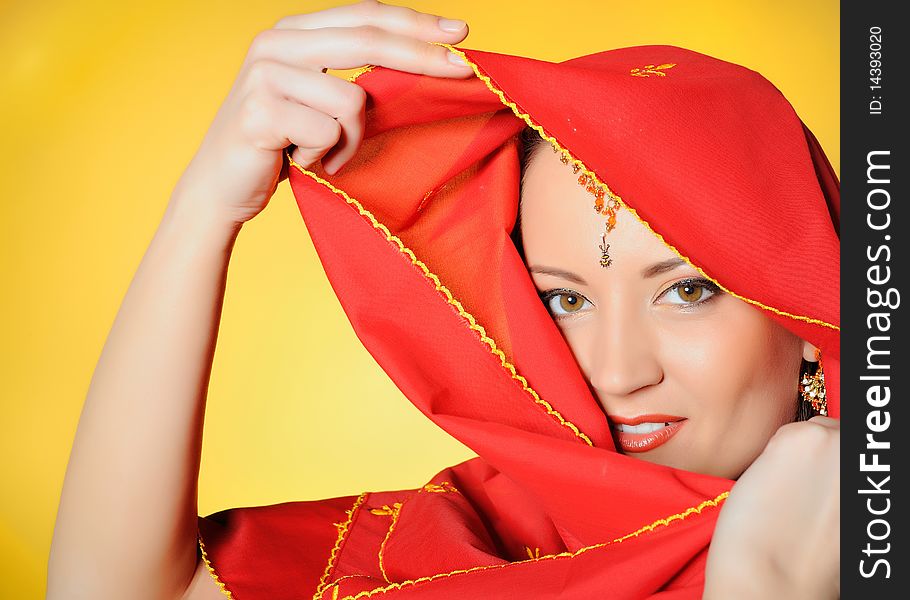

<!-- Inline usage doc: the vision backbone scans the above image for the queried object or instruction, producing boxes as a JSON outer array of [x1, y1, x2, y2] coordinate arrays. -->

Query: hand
[[169, 0, 473, 228], [704, 416, 840, 599]]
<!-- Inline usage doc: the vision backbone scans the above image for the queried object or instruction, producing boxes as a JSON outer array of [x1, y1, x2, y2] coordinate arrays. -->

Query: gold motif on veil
[[630, 63, 677, 77]]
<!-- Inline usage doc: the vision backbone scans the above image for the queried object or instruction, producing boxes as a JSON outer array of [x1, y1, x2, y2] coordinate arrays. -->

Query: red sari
[[197, 44, 840, 599]]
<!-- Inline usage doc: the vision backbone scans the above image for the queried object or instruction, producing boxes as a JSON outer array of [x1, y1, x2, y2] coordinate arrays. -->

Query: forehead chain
[[552, 145, 620, 267]]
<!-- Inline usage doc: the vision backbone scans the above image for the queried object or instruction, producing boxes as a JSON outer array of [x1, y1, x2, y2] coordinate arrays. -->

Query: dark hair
[[519, 126, 547, 182], [512, 127, 821, 423], [511, 127, 547, 262]]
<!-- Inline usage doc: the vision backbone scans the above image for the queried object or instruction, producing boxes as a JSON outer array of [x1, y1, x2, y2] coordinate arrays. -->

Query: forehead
[[519, 147, 679, 273]]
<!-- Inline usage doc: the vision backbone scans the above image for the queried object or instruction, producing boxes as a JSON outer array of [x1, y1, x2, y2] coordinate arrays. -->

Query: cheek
[[660, 311, 741, 392], [663, 303, 802, 473], [728, 314, 803, 422], [666, 303, 800, 407], [551, 320, 598, 375]]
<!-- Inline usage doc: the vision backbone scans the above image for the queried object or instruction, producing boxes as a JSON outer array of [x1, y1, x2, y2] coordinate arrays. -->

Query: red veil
[[197, 45, 840, 599]]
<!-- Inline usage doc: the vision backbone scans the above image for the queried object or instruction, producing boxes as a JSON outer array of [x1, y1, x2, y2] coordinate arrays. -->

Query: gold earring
[[799, 349, 827, 416]]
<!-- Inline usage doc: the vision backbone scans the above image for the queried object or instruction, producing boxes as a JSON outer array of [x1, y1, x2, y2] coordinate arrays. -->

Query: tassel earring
[[799, 349, 827, 416]]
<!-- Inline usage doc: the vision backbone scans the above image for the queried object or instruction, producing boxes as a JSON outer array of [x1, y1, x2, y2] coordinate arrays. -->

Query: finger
[[274, 0, 469, 42], [250, 61, 366, 174], [808, 415, 840, 430], [248, 26, 474, 77], [261, 97, 344, 169], [319, 93, 364, 176], [248, 59, 366, 127]]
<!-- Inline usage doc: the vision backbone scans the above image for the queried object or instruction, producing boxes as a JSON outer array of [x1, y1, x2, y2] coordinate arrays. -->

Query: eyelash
[[538, 278, 721, 318], [659, 278, 721, 306], [538, 288, 593, 319]]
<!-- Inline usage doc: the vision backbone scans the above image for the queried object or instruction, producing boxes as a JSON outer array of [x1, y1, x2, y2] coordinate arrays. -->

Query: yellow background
[[1, 0, 838, 596]]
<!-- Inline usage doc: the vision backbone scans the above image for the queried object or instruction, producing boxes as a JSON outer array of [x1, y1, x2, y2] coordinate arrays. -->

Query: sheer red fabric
[[198, 45, 840, 599]]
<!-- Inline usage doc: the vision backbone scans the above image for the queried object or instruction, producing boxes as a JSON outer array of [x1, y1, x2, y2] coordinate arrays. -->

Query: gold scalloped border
[[377, 502, 403, 583], [313, 492, 370, 599], [346, 65, 374, 82], [324, 491, 729, 599], [372, 480, 460, 584], [198, 532, 235, 599], [287, 155, 594, 447], [435, 43, 839, 332]]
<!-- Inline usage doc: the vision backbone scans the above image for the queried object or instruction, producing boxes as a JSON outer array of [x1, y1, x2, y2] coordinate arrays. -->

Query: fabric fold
[[198, 44, 839, 600]]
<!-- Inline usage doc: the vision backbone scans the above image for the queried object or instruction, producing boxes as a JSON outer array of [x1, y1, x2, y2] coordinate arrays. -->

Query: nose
[[584, 302, 663, 400]]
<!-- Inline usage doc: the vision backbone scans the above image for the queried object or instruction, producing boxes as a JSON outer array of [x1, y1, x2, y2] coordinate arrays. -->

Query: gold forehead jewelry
[[553, 146, 620, 268], [598, 235, 612, 268], [799, 349, 827, 416]]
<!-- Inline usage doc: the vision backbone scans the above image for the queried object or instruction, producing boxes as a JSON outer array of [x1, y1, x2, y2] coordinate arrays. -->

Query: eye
[[540, 289, 593, 317], [659, 278, 720, 305]]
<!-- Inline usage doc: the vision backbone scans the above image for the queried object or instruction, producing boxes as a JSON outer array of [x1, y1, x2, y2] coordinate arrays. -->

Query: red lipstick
[[608, 414, 686, 453]]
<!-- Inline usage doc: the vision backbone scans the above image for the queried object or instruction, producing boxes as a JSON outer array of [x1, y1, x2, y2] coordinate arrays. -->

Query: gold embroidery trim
[[421, 481, 460, 494], [332, 491, 729, 599], [369, 504, 399, 516], [314, 492, 370, 600], [286, 155, 594, 446], [322, 573, 379, 600], [377, 502, 403, 582], [371, 480, 461, 584], [198, 532, 235, 599], [346, 65, 375, 82], [435, 43, 839, 332]]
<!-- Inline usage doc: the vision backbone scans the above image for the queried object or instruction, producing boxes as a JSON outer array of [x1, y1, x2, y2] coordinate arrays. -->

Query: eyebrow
[[527, 266, 588, 286], [641, 258, 687, 278], [529, 257, 688, 285]]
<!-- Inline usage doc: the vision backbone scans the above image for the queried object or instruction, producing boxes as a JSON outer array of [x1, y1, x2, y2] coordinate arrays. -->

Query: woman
[[47, 1, 840, 598]]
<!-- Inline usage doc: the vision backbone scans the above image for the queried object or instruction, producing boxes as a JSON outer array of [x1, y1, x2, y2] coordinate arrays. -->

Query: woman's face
[[519, 145, 816, 479]]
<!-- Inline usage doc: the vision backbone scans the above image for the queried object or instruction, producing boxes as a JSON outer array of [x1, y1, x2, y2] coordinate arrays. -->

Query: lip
[[608, 414, 686, 453]]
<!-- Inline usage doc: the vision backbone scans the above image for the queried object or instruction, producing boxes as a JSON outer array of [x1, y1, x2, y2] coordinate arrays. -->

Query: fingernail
[[447, 51, 467, 66], [438, 18, 466, 32]]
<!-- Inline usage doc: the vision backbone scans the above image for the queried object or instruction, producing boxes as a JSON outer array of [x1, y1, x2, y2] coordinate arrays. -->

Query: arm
[[47, 197, 241, 600], [47, 1, 473, 597]]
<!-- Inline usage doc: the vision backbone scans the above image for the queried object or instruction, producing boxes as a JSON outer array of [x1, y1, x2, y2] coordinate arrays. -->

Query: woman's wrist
[[160, 187, 244, 254]]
